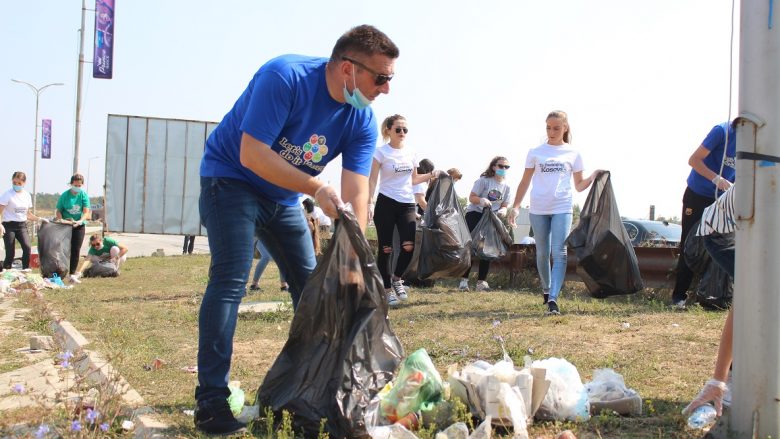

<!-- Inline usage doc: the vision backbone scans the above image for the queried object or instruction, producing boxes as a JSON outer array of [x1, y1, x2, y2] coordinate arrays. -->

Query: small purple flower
[[99, 422, 110, 432], [70, 420, 82, 431], [12, 383, 25, 394], [34, 424, 50, 438], [59, 351, 73, 368], [492, 320, 501, 328], [86, 408, 100, 424]]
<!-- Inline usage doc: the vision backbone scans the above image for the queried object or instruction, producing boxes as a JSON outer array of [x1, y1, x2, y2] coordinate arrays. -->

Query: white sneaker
[[458, 278, 469, 291], [476, 280, 491, 292], [391, 279, 408, 301], [69, 274, 82, 285], [386, 290, 401, 307]]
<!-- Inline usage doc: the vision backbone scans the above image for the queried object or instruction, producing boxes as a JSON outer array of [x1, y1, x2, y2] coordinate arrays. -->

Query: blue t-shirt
[[686, 122, 736, 197], [200, 54, 378, 206]]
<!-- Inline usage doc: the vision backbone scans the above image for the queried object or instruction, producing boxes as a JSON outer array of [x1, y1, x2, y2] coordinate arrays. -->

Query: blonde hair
[[447, 168, 463, 181], [546, 110, 571, 143], [381, 114, 406, 142]]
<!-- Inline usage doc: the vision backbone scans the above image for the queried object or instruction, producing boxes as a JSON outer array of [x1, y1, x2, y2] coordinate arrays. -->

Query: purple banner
[[41, 119, 52, 159], [93, 0, 115, 79]]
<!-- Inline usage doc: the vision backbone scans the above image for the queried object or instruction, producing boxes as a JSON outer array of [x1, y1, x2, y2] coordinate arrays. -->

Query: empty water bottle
[[687, 403, 717, 429]]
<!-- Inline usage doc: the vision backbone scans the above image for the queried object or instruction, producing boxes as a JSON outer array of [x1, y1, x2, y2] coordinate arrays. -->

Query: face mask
[[495, 169, 507, 177], [12, 184, 23, 192], [70, 186, 82, 194], [342, 69, 371, 110]]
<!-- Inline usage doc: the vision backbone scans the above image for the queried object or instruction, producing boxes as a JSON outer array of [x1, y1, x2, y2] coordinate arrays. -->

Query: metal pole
[[73, 0, 87, 175], [731, 0, 780, 436]]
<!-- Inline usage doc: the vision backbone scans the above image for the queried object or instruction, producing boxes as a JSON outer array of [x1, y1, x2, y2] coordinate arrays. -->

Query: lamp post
[[87, 156, 101, 197], [11, 79, 64, 216]]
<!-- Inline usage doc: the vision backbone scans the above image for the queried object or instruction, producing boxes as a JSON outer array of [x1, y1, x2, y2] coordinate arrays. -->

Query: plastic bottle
[[687, 404, 717, 429]]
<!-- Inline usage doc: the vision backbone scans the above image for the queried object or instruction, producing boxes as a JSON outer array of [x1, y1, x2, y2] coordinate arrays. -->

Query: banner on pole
[[93, 0, 115, 79], [42, 119, 52, 159]]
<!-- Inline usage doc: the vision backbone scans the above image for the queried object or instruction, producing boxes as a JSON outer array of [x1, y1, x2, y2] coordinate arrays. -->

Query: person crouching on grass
[[69, 234, 129, 283]]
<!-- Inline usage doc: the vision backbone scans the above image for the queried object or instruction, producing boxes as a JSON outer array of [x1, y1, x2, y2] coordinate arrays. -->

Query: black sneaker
[[194, 398, 247, 435], [280, 284, 289, 292], [248, 284, 261, 291], [543, 293, 549, 305], [545, 300, 560, 316]]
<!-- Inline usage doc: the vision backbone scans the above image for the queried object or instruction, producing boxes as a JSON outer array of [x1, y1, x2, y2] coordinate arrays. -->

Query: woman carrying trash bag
[[55, 174, 91, 284], [0, 171, 48, 271], [458, 156, 512, 292], [508, 111, 601, 315], [368, 114, 440, 307]]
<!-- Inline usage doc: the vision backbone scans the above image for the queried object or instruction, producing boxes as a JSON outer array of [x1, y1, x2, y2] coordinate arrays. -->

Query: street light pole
[[11, 79, 64, 216]]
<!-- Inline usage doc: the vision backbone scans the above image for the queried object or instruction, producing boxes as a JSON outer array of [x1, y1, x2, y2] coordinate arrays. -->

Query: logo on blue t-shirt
[[279, 133, 331, 172], [487, 188, 503, 201]]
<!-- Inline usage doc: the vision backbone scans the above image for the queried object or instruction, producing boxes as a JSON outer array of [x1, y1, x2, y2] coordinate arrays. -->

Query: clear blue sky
[[1, 0, 739, 219]]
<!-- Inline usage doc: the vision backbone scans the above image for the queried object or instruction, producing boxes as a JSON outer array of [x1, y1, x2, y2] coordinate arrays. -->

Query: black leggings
[[462, 211, 491, 281], [671, 187, 716, 302], [70, 224, 86, 274], [2, 221, 31, 269], [374, 193, 417, 289]]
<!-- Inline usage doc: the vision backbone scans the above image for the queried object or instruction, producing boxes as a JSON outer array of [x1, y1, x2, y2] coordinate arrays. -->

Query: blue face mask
[[70, 186, 82, 195], [12, 184, 23, 192], [342, 69, 371, 110], [495, 169, 507, 177]]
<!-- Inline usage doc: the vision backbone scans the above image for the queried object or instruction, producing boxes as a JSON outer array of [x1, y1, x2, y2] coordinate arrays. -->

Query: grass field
[[3, 254, 726, 438]]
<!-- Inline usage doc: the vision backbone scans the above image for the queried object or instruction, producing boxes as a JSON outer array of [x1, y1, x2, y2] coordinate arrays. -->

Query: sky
[[1, 0, 740, 219]]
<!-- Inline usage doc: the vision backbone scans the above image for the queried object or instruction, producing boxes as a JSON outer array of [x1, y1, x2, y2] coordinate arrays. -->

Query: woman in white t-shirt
[[0, 171, 47, 270], [508, 111, 601, 315], [368, 114, 439, 306]]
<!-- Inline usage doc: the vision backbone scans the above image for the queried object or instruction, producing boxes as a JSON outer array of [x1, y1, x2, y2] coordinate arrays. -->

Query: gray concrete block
[[29, 335, 55, 351]]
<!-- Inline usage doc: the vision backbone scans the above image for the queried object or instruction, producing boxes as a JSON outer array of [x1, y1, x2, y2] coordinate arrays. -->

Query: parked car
[[621, 219, 681, 247]]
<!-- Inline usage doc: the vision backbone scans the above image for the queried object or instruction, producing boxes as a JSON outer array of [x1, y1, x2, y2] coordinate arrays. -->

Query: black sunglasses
[[395, 127, 408, 134], [496, 164, 511, 169], [341, 56, 394, 86]]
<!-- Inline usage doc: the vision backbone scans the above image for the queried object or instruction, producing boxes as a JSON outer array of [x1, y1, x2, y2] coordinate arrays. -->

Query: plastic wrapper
[[584, 368, 642, 416], [37, 222, 72, 278], [531, 358, 589, 422], [380, 348, 444, 422], [470, 208, 513, 261], [256, 209, 404, 438], [405, 175, 472, 280], [566, 171, 644, 297]]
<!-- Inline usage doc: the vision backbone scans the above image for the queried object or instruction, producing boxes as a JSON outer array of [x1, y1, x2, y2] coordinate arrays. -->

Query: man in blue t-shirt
[[671, 121, 736, 308], [195, 25, 399, 435]]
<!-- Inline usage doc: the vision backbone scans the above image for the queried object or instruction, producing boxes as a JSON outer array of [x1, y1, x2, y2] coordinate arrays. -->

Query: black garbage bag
[[38, 222, 72, 278], [83, 260, 119, 278], [471, 207, 513, 260], [566, 171, 644, 297], [256, 209, 404, 438], [683, 224, 733, 309], [404, 175, 472, 280], [683, 221, 710, 276]]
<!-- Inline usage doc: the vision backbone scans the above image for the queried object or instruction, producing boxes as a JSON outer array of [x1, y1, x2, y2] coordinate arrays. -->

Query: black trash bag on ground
[[256, 208, 404, 438], [404, 175, 472, 280], [38, 222, 72, 278], [566, 171, 644, 297], [82, 260, 119, 278], [471, 207, 513, 260]]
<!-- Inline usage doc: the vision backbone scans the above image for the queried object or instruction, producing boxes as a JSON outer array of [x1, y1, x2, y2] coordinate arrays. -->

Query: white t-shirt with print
[[465, 176, 512, 213], [524, 143, 584, 215], [0, 189, 32, 222], [374, 143, 418, 203]]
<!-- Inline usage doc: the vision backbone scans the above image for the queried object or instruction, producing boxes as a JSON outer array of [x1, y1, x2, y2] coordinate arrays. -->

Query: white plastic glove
[[496, 207, 508, 218], [712, 175, 732, 191], [480, 198, 492, 208], [72, 221, 81, 228], [506, 208, 519, 228], [683, 379, 728, 416], [314, 184, 344, 219], [40, 217, 49, 224]]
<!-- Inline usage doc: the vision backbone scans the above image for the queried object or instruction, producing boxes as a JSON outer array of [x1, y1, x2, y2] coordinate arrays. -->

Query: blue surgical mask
[[70, 186, 82, 195], [495, 169, 507, 177], [342, 69, 371, 110], [12, 184, 23, 192]]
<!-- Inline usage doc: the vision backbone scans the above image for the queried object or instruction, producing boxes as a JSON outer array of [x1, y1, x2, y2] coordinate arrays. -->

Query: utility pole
[[73, 0, 87, 174]]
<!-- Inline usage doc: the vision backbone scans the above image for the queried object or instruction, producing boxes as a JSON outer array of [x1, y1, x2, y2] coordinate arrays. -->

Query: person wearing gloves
[[0, 171, 48, 271], [683, 185, 736, 419], [55, 173, 91, 283], [194, 25, 399, 435], [507, 111, 601, 315], [458, 156, 512, 292], [69, 233, 130, 282], [368, 114, 440, 306]]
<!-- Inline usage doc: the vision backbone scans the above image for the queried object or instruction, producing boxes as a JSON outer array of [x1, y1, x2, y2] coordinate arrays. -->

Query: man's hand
[[315, 184, 344, 218]]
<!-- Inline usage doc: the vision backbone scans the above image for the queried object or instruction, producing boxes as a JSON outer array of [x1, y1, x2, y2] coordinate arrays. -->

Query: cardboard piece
[[590, 393, 642, 416]]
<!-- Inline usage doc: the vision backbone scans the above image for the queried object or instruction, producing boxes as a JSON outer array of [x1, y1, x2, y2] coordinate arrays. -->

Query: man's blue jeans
[[195, 177, 316, 403], [529, 212, 573, 302]]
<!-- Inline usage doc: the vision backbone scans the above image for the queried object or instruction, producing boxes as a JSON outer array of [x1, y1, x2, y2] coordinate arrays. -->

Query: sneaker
[[391, 279, 408, 301], [476, 280, 491, 292], [248, 284, 261, 291], [69, 274, 82, 285], [194, 398, 247, 435], [673, 300, 687, 310], [545, 300, 560, 316], [387, 289, 401, 307], [543, 293, 549, 305], [280, 284, 289, 292], [458, 278, 470, 291]]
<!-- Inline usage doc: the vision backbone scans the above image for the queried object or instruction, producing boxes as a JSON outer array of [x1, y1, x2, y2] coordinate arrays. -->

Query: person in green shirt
[[70, 233, 129, 283], [55, 174, 91, 283]]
